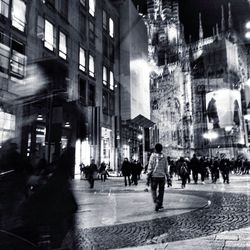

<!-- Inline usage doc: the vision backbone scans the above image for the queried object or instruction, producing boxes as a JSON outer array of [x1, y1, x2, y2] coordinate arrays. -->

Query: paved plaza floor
[[72, 174, 250, 250]]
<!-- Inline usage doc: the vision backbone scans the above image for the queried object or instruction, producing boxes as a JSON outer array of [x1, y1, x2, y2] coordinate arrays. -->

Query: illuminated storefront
[[101, 127, 113, 167]]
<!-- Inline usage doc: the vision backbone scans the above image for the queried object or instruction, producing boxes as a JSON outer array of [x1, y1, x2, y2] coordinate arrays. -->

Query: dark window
[[109, 94, 114, 114], [103, 35, 108, 58], [80, 0, 85, 7], [79, 78, 86, 104], [102, 90, 108, 114], [59, 0, 68, 19], [109, 42, 114, 63], [80, 13, 86, 41], [88, 84, 95, 106], [103, 10, 107, 30], [45, 0, 55, 8], [89, 21, 95, 44]]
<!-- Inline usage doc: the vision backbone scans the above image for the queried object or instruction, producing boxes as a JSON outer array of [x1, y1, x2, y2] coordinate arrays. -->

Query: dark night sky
[[133, 0, 250, 42]]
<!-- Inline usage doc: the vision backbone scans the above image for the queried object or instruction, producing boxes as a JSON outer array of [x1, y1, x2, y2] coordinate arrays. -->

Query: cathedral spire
[[216, 23, 219, 37], [228, 2, 233, 30], [221, 5, 225, 33], [199, 12, 203, 40]]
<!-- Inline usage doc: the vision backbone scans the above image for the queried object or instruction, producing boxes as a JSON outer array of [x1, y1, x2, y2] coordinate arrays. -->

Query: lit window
[[0, 0, 9, 18], [89, 54, 94, 77], [79, 47, 86, 71], [0, 110, 16, 147], [59, 31, 67, 59], [10, 40, 26, 78], [109, 18, 114, 38], [103, 66, 107, 85], [103, 10, 107, 30], [44, 19, 56, 51], [0, 43, 10, 73], [11, 0, 26, 32], [109, 71, 114, 90], [89, 0, 95, 16]]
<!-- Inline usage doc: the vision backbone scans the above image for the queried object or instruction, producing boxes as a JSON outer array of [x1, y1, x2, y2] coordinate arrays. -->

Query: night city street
[[1, 0, 250, 249]]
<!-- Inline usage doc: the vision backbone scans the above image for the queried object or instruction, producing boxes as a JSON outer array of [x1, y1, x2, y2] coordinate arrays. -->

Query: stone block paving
[[74, 189, 250, 250]]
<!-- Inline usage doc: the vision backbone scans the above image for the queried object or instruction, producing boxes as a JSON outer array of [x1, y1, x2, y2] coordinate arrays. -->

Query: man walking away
[[148, 143, 169, 212], [88, 159, 98, 188], [190, 154, 199, 184], [121, 158, 131, 186]]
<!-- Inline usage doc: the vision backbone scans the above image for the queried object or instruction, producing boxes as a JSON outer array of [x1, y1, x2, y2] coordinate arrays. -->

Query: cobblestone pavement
[[73, 176, 250, 250]]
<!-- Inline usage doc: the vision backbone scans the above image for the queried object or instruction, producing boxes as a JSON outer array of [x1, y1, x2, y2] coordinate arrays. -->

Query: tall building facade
[[0, 0, 149, 174], [146, 0, 250, 159]]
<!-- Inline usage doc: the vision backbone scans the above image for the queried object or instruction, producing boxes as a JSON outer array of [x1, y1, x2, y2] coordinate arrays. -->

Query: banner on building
[[206, 89, 242, 130]]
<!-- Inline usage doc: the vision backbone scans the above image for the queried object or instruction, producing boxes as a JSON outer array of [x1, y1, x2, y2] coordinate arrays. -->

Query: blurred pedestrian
[[121, 158, 131, 186], [131, 160, 138, 185], [99, 161, 107, 182], [80, 162, 85, 179], [190, 154, 199, 184], [87, 159, 98, 188], [179, 157, 189, 188], [148, 143, 169, 211]]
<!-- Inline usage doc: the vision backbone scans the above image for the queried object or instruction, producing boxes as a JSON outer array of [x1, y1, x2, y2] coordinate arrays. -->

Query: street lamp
[[203, 131, 218, 158]]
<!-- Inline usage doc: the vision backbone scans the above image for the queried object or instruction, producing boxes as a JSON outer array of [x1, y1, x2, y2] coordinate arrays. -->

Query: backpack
[[179, 163, 188, 176]]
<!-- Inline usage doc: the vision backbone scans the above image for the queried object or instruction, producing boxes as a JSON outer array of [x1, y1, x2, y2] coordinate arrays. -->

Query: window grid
[[89, 54, 94, 77], [109, 71, 114, 90], [109, 18, 114, 38], [79, 47, 86, 72], [59, 31, 67, 60], [11, 0, 26, 32], [0, 0, 9, 18], [103, 65, 108, 86], [44, 19, 56, 51], [89, 0, 95, 16]]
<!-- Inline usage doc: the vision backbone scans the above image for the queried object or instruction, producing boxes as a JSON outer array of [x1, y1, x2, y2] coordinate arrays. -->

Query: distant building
[[146, 0, 250, 159]]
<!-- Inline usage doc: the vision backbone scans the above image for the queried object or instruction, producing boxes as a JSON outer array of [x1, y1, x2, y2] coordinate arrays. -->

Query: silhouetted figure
[[121, 158, 131, 186], [99, 162, 107, 182], [190, 154, 199, 184]]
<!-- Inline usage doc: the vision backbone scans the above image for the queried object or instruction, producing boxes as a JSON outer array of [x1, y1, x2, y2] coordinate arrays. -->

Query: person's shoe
[[155, 205, 159, 212], [202, 181, 205, 185], [158, 205, 164, 210]]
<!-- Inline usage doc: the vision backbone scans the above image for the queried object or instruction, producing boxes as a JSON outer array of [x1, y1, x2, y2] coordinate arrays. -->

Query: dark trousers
[[151, 177, 165, 207], [222, 171, 229, 184], [201, 171, 206, 182], [181, 175, 188, 187], [211, 170, 219, 183], [124, 175, 131, 186], [192, 171, 198, 183], [131, 173, 138, 185], [101, 173, 106, 182], [88, 176, 94, 188]]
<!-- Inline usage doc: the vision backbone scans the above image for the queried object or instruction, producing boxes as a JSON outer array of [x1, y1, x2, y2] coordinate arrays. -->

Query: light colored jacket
[[148, 153, 168, 178]]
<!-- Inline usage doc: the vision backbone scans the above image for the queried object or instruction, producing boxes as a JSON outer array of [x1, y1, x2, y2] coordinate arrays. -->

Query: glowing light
[[137, 134, 143, 140], [245, 31, 250, 39], [203, 131, 218, 140], [246, 21, 250, 29]]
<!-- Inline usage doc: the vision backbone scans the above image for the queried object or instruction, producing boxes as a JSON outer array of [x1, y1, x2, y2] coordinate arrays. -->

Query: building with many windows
[[0, 0, 150, 174]]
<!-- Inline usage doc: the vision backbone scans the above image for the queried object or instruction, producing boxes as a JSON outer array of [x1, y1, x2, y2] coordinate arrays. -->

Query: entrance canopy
[[131, 114, 155, 128]]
